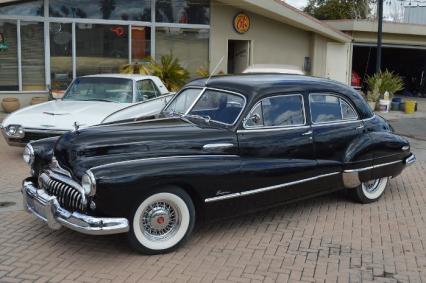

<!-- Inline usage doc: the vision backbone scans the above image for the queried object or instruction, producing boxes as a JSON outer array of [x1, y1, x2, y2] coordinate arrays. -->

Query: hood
[[3, 100, 132, 130], [54, 118, 237, 179]]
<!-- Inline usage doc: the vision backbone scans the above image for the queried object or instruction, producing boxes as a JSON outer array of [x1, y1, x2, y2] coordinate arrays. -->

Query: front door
[[236, 93, 317, 210], [228, 40, 250, 74]]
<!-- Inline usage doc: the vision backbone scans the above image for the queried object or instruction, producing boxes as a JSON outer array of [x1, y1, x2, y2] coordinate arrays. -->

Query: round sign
[[233, 13, 250, 34]]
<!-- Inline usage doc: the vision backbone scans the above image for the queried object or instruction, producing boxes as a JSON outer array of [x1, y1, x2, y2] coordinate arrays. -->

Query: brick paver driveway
[[0, 137, 425, 283]]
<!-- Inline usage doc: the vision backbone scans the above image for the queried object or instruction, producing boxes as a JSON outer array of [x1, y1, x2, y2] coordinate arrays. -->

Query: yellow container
[[405, 100, 416, 114]]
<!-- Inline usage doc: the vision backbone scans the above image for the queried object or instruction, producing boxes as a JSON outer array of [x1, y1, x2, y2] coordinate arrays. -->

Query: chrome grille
[[39, 172, 86, 212]]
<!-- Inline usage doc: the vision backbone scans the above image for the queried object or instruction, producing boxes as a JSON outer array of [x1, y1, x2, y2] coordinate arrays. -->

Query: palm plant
[[367, 70, 404, 99], [120, 55, 189, 92]]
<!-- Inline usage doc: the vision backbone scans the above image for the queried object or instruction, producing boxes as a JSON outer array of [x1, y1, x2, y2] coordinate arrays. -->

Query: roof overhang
[[325, 19, 426, 37], [216, 0, 352, 43]]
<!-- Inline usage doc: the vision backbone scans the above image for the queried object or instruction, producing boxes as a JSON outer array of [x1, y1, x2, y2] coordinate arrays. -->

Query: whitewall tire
[[128, 187, 195, 254], [351, 177, 389, 203]]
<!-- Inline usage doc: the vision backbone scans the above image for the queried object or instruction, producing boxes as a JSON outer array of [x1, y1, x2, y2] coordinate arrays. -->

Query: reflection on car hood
[[54, 118, 236, 179], [2, 100, 132, 131]]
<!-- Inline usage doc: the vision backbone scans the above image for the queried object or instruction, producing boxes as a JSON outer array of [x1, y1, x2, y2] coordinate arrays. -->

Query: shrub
[[367, 70, 404, 100]]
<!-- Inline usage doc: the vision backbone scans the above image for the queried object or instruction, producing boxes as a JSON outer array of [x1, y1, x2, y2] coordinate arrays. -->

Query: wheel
[[351, 177, 389, 203], [128, 187, 195, 254]]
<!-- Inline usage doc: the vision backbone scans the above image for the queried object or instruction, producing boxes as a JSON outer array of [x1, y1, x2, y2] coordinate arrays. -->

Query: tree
[[304, 0, 371, 20]]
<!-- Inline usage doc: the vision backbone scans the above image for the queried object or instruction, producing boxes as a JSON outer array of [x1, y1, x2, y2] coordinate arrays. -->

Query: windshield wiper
[[184, 114, 212, 123]]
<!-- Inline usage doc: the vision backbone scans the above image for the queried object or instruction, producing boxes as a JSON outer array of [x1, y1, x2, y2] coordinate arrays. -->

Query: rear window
[[310, 94, 358, 123]]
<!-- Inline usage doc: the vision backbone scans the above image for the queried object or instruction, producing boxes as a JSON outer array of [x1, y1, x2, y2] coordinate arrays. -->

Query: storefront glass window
[[0, 21, 18, 91], [132, 26, 151, 62], [21, 22, 45, 91], [50, 23, 73, 91], [156, 0, 210, 24], [156, 27, 209, 76], [49, 0, 151, 21], [0, 0, 43, 17], [76, 24, 129, 76]]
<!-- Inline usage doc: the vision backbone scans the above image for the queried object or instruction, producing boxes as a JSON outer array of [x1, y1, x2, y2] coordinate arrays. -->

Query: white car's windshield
[[63, 77, 133, 103], [164, 88, 245, 125]]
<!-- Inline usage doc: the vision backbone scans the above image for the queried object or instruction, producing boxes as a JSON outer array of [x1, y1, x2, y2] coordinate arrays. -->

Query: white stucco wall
[[210, 0, 312, 75]]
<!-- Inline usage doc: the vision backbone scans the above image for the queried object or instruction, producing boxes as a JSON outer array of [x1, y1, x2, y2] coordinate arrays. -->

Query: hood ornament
[[73, 121, 81, 132]]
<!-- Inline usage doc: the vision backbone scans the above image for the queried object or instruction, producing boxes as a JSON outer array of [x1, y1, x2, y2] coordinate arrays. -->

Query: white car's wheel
[[128, 187, 195, 254], [351, 177, 389, 203]]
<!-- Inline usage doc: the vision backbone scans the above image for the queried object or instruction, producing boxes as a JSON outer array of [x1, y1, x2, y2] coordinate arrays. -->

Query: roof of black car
[[186, 74, 373, 119], [187, 74, 349, 96]]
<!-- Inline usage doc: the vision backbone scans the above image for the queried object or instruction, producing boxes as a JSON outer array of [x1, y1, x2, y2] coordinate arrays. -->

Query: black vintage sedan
[[21, 74, 415, 254]]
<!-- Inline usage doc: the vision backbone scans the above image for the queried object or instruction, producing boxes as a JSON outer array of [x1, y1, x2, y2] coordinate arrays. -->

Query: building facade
[[0, 0, 351, 106]]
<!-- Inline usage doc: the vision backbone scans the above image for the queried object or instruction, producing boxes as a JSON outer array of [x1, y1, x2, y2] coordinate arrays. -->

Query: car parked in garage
[[1, 74, 173, 146], [21, 74, 415, 254]]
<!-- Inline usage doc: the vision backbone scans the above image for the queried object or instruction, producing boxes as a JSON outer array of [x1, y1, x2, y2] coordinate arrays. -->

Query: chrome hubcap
[[363, 179, 381, 194], [141, 201, 179, 241]]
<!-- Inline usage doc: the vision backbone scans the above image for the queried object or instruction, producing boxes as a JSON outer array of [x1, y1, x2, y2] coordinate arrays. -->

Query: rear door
[[309, 93, 367, 190], [236, 93, 317, 208]]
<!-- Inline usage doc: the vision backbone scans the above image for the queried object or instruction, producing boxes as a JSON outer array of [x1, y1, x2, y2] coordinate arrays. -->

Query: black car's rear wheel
[[128, 187, 195, 254], [351, 177, 389, 203]]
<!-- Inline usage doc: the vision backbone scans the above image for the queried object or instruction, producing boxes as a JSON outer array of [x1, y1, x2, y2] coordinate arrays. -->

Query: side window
[[309, 94, 358, 123], [245, 94, 305, 128], [136, 80, 160, 102]]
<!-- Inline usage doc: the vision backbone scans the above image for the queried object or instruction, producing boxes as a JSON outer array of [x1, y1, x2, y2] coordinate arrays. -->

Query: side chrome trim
[[344, 160, 401, 173], [203, 143, 235, 151], [90, 155, 240, 171], [205, 172, 340, 203], [237, 125, 310, 134]]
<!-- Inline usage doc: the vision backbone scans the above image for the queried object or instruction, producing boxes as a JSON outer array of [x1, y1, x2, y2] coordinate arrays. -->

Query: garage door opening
[[352, 45, 426, 97]]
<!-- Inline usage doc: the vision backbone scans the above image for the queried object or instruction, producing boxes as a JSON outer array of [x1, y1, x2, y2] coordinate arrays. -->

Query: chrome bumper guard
[[404, 153, 416, 167], [22, 179, 129, 235]]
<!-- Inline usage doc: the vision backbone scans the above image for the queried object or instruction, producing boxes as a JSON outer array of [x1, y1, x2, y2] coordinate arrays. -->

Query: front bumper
[[22, 179, 129, 235]]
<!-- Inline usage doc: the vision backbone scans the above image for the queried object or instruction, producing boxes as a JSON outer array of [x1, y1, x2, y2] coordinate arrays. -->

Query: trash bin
[[391, 102, 400, 111], [405, 100, 416, 114], [379, 99, 391, 113]]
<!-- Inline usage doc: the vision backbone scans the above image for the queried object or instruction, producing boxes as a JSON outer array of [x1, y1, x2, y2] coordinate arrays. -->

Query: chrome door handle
[[356, 125, 364, 130], [203, 143, 235, 151], [301, 130, 313, 136]]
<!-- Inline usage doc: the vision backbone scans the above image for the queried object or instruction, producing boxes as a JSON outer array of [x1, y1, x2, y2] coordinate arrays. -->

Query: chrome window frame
[[309, 93, 359, 125], [163, 86, 247, 127], [242, 93, 307, 130], [134, 79, 162, 102]]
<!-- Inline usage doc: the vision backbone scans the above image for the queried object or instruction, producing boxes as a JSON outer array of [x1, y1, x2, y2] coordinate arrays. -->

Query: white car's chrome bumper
[[22, 179, 129, 235]]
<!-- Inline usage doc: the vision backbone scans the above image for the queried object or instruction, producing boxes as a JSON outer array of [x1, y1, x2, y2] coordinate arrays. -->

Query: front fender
[[31, 136, 60, 175], [90, 155, 241, 217]]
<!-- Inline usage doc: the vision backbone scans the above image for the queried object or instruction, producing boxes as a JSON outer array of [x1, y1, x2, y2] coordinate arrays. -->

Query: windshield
[[63, 77, 133, 103], [164, 88, 245, 125], [163, 88, 202, 115]]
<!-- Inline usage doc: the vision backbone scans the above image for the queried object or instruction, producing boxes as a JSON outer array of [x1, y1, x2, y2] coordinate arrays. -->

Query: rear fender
[[342, 131, 410, 188]]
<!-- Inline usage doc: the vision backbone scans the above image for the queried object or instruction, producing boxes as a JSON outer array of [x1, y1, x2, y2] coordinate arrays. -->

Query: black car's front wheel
[[128, 187, 195, 254], [351, 177, 389, 203]]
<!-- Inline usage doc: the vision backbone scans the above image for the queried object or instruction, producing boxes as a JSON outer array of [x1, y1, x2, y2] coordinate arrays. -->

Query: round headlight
[[82, 171, 96, 196], [6, 125, 24, 138], [22, 143, 34, 165]]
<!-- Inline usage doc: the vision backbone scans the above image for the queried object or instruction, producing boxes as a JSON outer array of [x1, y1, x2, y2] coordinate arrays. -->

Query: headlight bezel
[[22, 143, 35, 166], [5, 124, 25, 138], [81, 170, 96, 196]]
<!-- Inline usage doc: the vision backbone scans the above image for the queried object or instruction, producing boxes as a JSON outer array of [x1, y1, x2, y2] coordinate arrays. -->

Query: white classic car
[[1, 74, 173, 146]]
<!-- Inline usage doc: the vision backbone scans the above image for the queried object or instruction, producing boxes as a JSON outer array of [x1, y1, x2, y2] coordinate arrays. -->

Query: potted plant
[[366, 78, 381, 110], [1, 97, 20, 113], [367, 70, 404, 100], [121, 54, 190, 92]]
